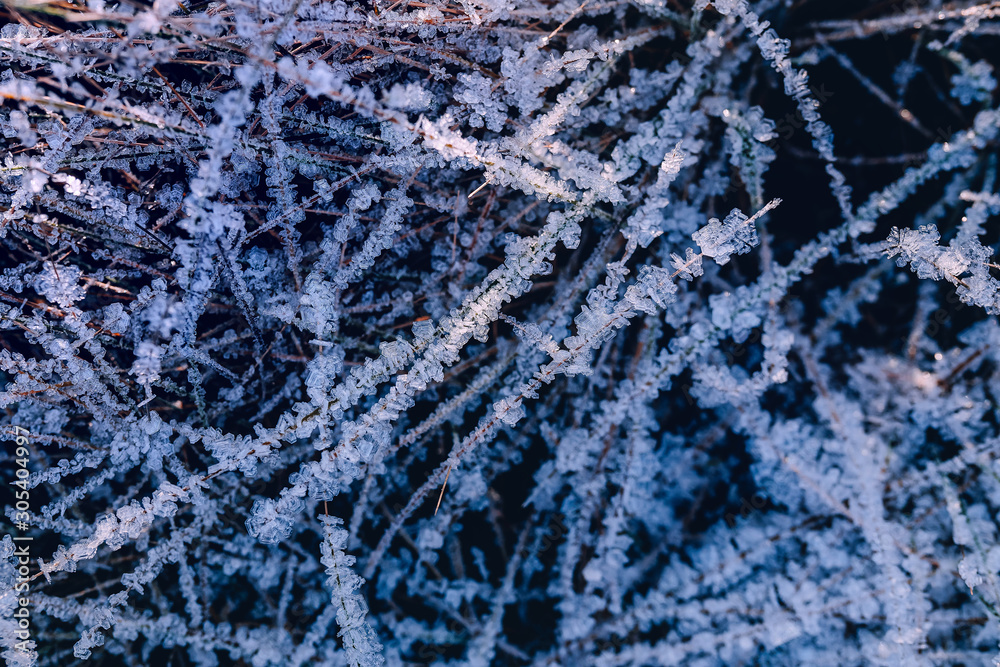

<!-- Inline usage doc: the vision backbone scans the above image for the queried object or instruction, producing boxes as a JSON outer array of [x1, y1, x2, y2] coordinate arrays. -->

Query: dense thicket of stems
[[2, 0, 1000, 664]]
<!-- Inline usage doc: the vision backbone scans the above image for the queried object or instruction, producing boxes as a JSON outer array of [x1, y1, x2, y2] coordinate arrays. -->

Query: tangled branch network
[[2, 0, 1000, 664]]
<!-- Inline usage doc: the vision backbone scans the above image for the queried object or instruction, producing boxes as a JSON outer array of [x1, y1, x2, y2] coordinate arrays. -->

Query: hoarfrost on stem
[[2, 0, 1000, 665]]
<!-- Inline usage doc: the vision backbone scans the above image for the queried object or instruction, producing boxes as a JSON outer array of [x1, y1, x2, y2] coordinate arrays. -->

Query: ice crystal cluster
[[1, 0, 1000, 664]]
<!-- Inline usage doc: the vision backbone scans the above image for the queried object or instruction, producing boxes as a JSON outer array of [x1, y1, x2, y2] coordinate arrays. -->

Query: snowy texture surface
[[1, 0, 1000, 665]]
